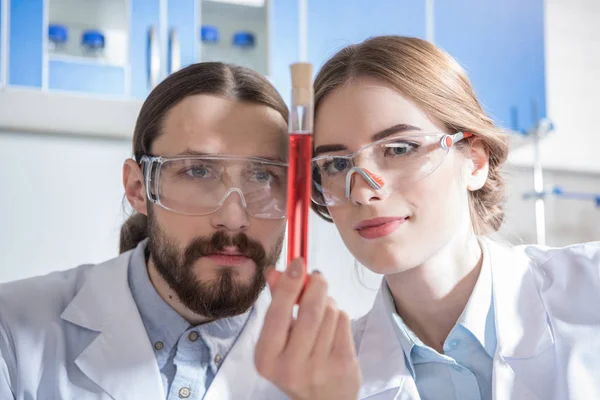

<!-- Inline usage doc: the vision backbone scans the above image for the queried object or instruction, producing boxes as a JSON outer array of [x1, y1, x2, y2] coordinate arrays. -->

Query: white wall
[[0, 131, 131, 282], [509, 0, 600, 173]]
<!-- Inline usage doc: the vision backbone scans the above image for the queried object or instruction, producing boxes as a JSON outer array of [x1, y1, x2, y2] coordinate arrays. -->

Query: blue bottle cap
[[48, 24, 68, 44], [232, 31, 255, 48], [81, 30, 105, 49], [201, 25, 219, 43]]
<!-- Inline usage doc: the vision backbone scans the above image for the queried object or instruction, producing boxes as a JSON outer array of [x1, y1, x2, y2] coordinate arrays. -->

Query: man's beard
[[147, 213, 283, 320]]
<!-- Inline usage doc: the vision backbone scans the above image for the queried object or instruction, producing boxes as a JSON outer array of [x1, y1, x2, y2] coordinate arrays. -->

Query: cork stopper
[[290, 63, 313, 106]]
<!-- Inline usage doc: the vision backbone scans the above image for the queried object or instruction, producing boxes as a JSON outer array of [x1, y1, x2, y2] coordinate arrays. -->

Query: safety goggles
[[141, 155, 288, 219], [311, 132, 472, 206]]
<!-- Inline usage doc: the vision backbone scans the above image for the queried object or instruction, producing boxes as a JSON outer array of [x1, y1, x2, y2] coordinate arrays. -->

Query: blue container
[[48, 24, 68, 45], [81, 30, 105, 58], [201, 25, 219, 43], [81, 30, 105, 50], [232, 31, 255, 48]]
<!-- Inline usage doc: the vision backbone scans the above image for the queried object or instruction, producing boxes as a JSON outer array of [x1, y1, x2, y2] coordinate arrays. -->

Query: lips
[[207, 253, 251, 266], [206, 246, 251, 266], [354, 216, 409, 240]]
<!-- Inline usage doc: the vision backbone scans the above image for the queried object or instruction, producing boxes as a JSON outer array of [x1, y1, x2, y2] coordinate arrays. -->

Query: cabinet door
[[199, 1, 269, 78], [46, 0, 128, 95], [307, 0, 427, 72], [435, 0, 546, 132], [8, 0, 43, 87], [48, 61, 126, 95], [167, 0, 197, 76], [130, 0, 161, 98], [269, 0, 298, 104]]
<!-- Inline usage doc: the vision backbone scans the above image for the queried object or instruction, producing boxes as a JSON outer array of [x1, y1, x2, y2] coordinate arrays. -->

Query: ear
[[464, 138, 489, 191], [123, 159, 148, 215]]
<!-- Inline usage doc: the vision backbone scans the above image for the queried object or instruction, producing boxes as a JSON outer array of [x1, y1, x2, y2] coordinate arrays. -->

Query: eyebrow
[[176, 149, 285, 163], [313, 124, 422, 157]]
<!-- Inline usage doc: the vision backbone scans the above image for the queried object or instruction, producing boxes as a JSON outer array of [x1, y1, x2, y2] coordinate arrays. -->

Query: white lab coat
[[0, 249, 287, 400], [353, 239, 600, 400]]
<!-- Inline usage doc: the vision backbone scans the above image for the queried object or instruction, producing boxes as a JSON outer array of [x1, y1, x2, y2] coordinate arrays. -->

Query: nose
[[347, 167, 385, 206], [210, 188, 249, 232]]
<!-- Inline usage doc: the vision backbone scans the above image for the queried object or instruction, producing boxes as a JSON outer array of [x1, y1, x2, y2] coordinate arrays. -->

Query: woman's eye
[[384, 142, 417, 156], [323, 158, 350, 174]]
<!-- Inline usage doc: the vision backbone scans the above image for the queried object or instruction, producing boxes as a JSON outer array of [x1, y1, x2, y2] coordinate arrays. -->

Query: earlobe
[[123, 159, 148, 215], [466, 139, 490, 191]]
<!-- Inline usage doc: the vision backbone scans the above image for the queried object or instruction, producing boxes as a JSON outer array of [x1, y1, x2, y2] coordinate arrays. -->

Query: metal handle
[[147, 26, 160, 89], [168, 28, 181, 75]]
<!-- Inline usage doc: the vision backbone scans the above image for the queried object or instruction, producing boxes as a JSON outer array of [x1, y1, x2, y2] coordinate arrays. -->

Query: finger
[[310, 297, 339, 359], [284, 271, 329, 361], [331, 311, 357, 358], [265, 267, 282, 289], [256, 258, 306, 360]]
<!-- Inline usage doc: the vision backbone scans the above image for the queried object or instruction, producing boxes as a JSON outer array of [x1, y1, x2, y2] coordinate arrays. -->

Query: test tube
[[286, 62, 314, 285]]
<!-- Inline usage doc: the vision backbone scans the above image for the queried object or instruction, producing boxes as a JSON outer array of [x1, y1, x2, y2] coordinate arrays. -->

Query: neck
[[147, 258, 214, 326], [385, 229, 483, 353]]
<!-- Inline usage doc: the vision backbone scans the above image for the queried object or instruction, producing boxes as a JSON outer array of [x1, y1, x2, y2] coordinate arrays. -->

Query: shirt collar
[[381, 279, 420, 376], [128, 239, 190, 362], [383, 236, 496, 369], [195, 307, 252, 374], [128, 239, 253, 370]]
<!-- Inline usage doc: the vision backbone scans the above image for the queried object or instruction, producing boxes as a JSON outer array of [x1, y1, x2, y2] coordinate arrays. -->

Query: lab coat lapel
[[61, 252, 164, 400], [203, 290, 275, 400], [357, 286, 418, 399], [486, 239, 555, 400]]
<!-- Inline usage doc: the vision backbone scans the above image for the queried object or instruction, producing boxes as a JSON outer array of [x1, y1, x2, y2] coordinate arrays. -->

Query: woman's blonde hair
[[312, 35, 508, 235]]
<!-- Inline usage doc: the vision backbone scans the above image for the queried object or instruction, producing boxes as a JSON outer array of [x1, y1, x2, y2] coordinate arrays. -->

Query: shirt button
[[214, 354, 223, 364], [154, 341, 164, 351], [178, 387, 191, 398], [448, 339, 460, 349], [188, 331, 199, 342]]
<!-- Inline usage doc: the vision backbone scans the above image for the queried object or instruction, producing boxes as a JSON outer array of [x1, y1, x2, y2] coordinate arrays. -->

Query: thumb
[[266, 267, 283, 290]]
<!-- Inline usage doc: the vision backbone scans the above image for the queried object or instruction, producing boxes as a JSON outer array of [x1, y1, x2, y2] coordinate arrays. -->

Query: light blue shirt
[[383, 242, 497, 400], [128, 240, 251, 399]]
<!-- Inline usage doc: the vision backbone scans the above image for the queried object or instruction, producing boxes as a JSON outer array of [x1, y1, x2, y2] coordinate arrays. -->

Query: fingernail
[[288, 258, 303, 278], [312, 269, 321, 275]]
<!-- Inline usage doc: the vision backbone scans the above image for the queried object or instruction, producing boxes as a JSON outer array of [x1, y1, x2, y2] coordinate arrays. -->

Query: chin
[[352, 243, 421, 276], [197, 265, 252, 281]]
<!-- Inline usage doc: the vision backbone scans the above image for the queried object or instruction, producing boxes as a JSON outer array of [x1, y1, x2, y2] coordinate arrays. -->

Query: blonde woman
[[256, 36, 600, 400]]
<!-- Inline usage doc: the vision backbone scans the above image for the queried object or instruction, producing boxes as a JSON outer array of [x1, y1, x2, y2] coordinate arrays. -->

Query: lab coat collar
[[485, 238, 554, 359], [357, 287, 415, 399], [60, 250, 165, 400], [357, 238, 554, 399], [60, 249, 276, 400]]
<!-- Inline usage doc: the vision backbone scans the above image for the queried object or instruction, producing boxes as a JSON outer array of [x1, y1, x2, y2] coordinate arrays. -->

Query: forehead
[[314, 77, 445, 147], [152, 94, 287, 159]]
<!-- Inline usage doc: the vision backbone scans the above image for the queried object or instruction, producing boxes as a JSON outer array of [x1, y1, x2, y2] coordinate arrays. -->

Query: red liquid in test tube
[[286, 133, 313, 266]]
